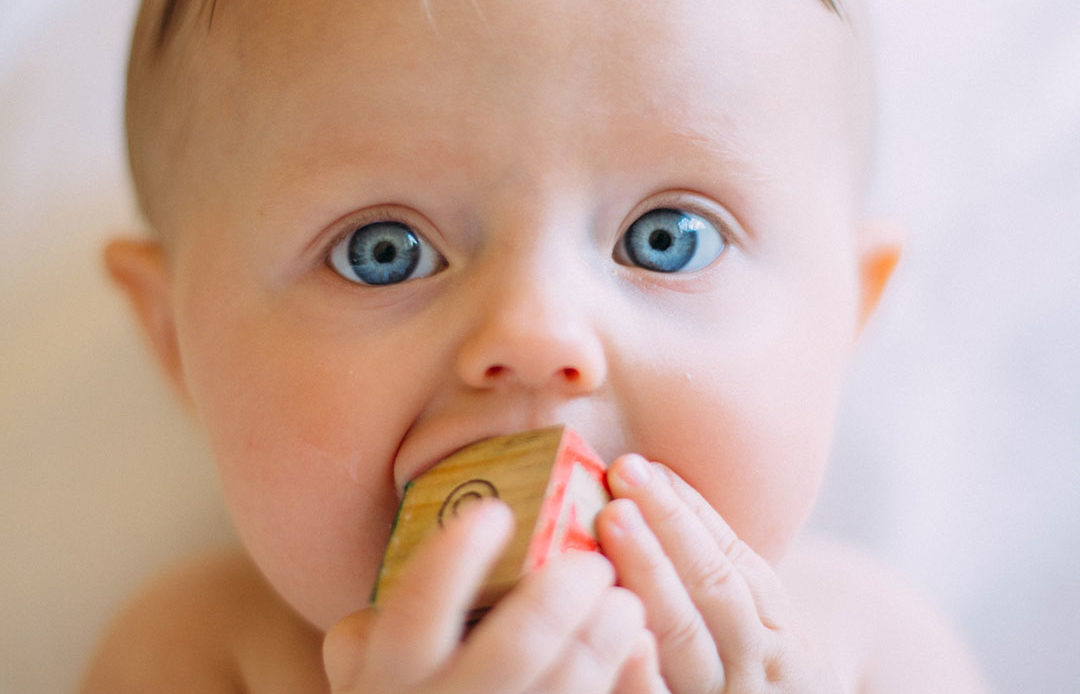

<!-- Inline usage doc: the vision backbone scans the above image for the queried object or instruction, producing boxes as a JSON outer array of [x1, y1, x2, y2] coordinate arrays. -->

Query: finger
[[524, 587, 647, 694], [450, 551, 616, 692], [658, 463, 791, 631], [597, 498, 721, 693], [613, 631, 672, 694], [323, 608, 378, 692], [607, 455, 763, 671], [365, 499, 514, 687]]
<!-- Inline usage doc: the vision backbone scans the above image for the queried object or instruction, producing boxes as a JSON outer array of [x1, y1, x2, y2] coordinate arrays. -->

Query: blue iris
[[621, 208, 723, 273], [344, 222, 421, 285]]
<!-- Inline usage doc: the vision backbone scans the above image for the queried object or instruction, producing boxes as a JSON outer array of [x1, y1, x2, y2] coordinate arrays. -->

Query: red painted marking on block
[[525, 429, 608, 570], [560, 504, 600, 553]]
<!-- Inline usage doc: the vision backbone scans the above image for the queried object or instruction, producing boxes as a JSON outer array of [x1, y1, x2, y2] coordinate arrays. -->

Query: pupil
[[649, 229, 673, 252], [374, 241, 397, 264]]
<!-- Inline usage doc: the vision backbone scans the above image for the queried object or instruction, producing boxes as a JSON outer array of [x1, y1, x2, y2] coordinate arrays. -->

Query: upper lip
[[391, 406, 589, 496]]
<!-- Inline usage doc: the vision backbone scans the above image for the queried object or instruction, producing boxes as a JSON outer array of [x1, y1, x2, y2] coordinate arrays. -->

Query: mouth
[[393, 425, 552, 496], [392, 416, 580, 497], [391, 394, 621, 498]]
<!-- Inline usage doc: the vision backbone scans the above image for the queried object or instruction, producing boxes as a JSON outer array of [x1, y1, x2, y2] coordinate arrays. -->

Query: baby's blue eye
[[329, 221, 445, 286], [617, 208, 726, 273]]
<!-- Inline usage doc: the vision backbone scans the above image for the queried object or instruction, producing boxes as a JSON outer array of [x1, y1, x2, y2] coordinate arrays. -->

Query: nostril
[[479, 365, 584, 384]]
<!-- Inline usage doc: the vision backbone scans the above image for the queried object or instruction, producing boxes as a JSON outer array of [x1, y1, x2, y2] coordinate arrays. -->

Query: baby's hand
[[599, 456, 842, 694], [323, 500, 667, 694]]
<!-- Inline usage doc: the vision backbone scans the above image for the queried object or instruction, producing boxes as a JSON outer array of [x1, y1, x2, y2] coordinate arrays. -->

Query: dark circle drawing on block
[[438, 479, 500, 527]]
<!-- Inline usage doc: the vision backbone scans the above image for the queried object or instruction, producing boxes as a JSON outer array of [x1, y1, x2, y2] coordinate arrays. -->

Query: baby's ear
[[104, 239, 190, 405], [854, 219, 903, 336]]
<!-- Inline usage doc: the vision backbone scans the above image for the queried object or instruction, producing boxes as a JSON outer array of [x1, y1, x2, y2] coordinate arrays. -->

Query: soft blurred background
[[2, 1, 1077, 691]]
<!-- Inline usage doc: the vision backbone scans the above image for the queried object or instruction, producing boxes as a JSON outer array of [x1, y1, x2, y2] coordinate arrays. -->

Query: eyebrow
[[155, 0, 219, 50], [153, 0, 845, 51], [820, 0, 845, 18]]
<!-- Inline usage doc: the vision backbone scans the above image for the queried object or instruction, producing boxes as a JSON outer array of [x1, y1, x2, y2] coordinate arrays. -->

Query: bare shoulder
[[779, 535, 987, 694], [80, 548, 326, 694]]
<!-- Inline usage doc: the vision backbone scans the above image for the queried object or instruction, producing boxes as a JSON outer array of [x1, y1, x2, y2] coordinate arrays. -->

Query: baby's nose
[[455, 280, 607, 396]]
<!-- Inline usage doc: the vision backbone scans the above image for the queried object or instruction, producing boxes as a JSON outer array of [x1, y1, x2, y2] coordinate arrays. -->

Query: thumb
[[323, 607, 378, 692], [614, 631, 670, 694]]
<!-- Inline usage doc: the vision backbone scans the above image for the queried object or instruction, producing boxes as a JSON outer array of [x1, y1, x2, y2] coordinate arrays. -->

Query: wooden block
[[372, 426, 610, 618]]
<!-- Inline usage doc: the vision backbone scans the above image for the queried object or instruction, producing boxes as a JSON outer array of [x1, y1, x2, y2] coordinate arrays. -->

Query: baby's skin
[[83, 0, 987, 691]]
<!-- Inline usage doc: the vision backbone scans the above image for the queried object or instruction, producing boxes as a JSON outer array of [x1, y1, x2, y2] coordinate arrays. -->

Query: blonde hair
[[125, 0, 857, 232]]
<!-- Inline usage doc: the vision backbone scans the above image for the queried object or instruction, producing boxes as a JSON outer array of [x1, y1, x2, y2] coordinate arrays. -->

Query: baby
[[83, 0, 987, 692]]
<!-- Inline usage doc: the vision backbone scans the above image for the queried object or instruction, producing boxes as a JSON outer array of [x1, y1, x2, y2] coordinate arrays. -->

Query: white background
[[2, 1, 1078, 692]]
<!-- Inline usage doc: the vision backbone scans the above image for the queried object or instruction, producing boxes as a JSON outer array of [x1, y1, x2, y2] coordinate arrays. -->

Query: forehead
[[210, 0, 847, 95], [156, 0, 845, 45], [167, 0, 858, 227]]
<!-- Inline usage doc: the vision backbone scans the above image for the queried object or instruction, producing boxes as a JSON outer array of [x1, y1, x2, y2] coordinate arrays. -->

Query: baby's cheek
[[618, 339, 839, 564], [650, 404, 826, 562], [187, 345, 402, 629], [213, 418, 399, 629]]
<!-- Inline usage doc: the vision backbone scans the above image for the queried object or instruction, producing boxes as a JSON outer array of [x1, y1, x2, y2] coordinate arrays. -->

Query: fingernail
[[616, 454, 651, 488], [451, 498, 511, 531], [611, 499, 643, 533], [477, 499, 513, 528], [468, 501, 514, 543]]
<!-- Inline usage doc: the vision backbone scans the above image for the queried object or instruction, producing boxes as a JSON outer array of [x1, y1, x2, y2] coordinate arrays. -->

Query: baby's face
[[152, 0, 870, 629]]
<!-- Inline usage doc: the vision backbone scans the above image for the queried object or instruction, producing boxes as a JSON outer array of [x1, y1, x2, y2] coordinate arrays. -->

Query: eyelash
[[622, 193, 739, 242], [325, 207, 417, 253], [324, 207, 448, 287], [322, 195, 738, 284]]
